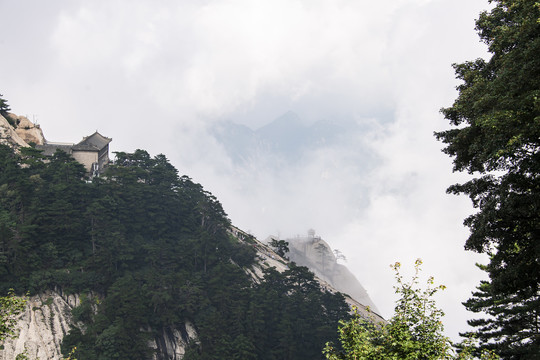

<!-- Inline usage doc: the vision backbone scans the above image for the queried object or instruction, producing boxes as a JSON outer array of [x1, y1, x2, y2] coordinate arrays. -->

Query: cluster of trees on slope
[[0, 144, 351, 359]]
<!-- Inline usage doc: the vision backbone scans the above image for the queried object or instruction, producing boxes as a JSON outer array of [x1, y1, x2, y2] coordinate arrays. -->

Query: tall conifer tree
[[0, 94, 10, 115], [436, 0, 540, 358]]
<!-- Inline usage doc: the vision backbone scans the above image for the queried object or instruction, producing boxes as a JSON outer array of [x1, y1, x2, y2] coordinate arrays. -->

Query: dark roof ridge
[[73, 131, 112, 151]]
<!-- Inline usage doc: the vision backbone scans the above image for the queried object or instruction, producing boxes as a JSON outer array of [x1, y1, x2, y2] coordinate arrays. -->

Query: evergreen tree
[[269, 238, 289, 258], [435, 0, 540, 357], [0, 94, 10, 115], [0, 94, 14, 128]]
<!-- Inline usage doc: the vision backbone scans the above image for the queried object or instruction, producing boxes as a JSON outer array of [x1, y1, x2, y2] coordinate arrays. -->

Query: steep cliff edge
[[9, 113, 45, 146], [0, 114, 30, 148], [0, 112, 45, 148], [240, 227, 384, 322], [281, 230, 381, 315]]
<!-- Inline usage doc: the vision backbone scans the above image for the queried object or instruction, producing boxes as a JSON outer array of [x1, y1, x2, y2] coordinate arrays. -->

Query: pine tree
[[0, 94, 10, 115], [435, 0, 540, 357]]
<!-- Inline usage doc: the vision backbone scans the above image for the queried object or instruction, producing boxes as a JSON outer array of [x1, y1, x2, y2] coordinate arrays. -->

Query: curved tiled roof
[[72, 131, 112, 151], [36, 143, 74, 156]]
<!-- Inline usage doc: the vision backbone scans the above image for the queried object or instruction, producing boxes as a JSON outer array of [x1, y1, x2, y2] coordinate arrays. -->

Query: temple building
[[37, 131, 112, 176]]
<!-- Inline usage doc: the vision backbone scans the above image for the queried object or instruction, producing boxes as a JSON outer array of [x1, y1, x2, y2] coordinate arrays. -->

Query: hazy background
[[2, 0, 492, 340]]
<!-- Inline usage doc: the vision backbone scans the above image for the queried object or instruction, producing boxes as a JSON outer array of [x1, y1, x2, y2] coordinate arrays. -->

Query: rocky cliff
[[242, 227, 384, 322], [280, 230, 381, 315], [0, 114, 30, 148], [1, 291, 197, 360], [9, 113, 45, 146], [0, 291, 80, 360], [0, 113, 45, 149]]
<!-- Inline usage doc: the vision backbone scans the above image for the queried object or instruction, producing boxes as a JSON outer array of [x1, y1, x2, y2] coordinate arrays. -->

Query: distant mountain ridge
[[212, 111, 350, 164]]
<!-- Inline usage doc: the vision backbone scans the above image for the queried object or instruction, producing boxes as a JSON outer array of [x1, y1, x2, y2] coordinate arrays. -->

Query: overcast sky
[[2, 0, 493, 340]]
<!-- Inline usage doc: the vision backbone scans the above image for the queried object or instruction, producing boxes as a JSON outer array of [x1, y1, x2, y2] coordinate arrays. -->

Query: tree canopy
[[435, 0, 540, 358], [269, 238, 289, 259], [0, 94, 10, 115]]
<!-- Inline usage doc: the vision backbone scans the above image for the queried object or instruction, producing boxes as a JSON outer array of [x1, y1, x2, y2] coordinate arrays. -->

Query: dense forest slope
[[0, 113, 361, 359]]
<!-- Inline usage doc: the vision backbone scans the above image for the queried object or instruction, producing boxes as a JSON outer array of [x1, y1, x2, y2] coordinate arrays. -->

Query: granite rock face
[[0, 114, 29, 148], [0, 290, 197, 360], [0, 291, 80, 360], [149, 322, 198, 360], [9, 113, 46, 145], [285, 230, 381, 315], [0, 112, 46, 151]]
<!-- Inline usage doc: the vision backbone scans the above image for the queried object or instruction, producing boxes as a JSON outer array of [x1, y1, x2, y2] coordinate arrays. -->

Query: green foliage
[[456, 337, 501, 360], [0, 94, 14, 128], [213, 263, 350, 360], [324, 259, 452, 359], [460, 265, 540, 359], [0, 289, 26, 345], [324, 260, 501, 360], [0, 144, 350, 359], [15, 349, 30, 360], [269, 238, 289, 258], [435, 0, 540, 358], [0, 94, 10, 115], [63, 347, 78, 360], [388, 260, 451, 358]]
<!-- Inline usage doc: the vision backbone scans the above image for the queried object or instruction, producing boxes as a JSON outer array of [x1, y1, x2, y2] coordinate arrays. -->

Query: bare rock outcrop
[[0, 291, 80, 360], [234, 227, 384, 323], [150, 322, 198, 360], [8, 113, 46, 145], [0, 290, 198, 360], [0, 114, 29, 148], [284, 230, 381, 315]]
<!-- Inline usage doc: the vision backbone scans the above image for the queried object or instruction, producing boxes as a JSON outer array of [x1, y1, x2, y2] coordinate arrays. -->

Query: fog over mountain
[[202, 108, 486, 341], [208, 111, 379, 238], [212, 111, 375, 166]]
